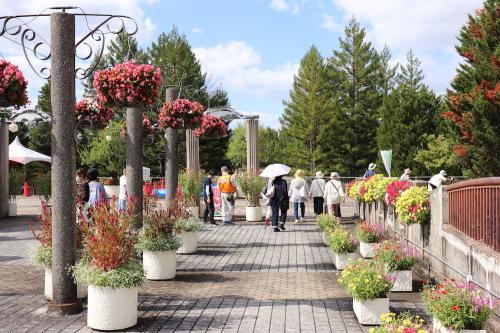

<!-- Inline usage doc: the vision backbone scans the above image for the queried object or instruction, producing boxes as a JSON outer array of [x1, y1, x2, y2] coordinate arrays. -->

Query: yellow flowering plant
[[368, 312, 428, 333], [347, 179, 363, 199], [338, 259, 392, 301], [395, 186, 430, 225], [363, 175, 397, 204], [317, 214, 339, 233]]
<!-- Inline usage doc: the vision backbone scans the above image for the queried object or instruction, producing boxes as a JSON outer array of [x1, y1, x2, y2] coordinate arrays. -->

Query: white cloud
[[270, 0, 289, 12], [191, 27, 204, 35], [321, 14, 342, 32], [193, 41, 298, 98]]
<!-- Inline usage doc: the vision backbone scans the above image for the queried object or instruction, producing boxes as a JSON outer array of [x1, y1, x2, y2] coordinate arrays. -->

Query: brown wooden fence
[[447, 177, 500, 252]]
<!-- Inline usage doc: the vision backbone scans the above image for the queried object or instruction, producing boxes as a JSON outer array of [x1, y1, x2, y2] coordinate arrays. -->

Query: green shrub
[[179, 170, 202, 206], [237, 172, 266, 207], [73, 260, 144, 289], [317, 214, 338, 232], [9, 169, 24, 195], [33, 172, 51, 198], [175, 217, 204, 233], [338, 259, 392, 301], [31, 244, 52, 268], [328, 229, 357, 254]]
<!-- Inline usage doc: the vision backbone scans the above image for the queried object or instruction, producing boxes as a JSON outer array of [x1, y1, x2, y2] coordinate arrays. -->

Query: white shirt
[[288, 178, 309, 203], [119, 175, 127, 200], [324, 179, 345, 205], [309, 178, 326, 197], [400, 173, 410, 180], [428, 174, 447, 191]]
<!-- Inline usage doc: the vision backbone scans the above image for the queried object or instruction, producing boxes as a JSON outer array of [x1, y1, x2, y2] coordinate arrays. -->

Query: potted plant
[[236, 172, 266, 222], [0, 59, 29, 108], [102, 177, 120, 198], [317, 214, 339, 245], [175, 201, 204, 254], [178, 170, 202, 217], [73, 199, 144, 330], [328, 228, 358, 270], [355, 221, 384, 258], [422, 280, 494, 333], [338, 259, 393, 325], [374, 240, 418, 292], [8, 195, 17, 216], [369, 312, 428, 333], [30, 201, 87, 300], [384, 180, 412, 207], [395, 186, 430, 225], [136, 208, 182, 280]]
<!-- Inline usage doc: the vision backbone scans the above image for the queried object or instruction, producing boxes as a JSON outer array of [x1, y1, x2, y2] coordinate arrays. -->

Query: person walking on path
[[309, 171, 326, 216], [87, 167, 108, 208], [202, 170, 218, 225], [324, 172, 345, 218], [428, 170, 450, 191], [289, 169, 309, 223], [218, 166, 237, 224], [266, 175, 289, 232], [262, 177, 275, 226], [400, 168, 411, 181], [363, 163, 377, 178], [118, 168, 127, 212]]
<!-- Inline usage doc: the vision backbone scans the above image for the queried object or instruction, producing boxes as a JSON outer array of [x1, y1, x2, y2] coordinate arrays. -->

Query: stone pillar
[[0, 122, 8, 218], [164, 87, 179, 208], [186, 129, 200, 174], [48, 12, 81, 315], [246, 118, 259, 174], [126, 106, 143, 228]]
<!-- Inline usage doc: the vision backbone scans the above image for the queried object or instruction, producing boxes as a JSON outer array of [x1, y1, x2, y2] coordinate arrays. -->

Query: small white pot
[[334, 252, 358, 270], [433, 318, 485, 333], [359, 241, 377, 258], [391, 270, 412, 292], [177, 232, 198, 254], [44, 268, 87, 300], [321, 232, 329, 246], [246, 206, 262, 222], [143, 250, 176, 280], [103, 185, 120, 198], [87, 285, 138, 331], [188, 206, 199, 217], [8, 202, 17, 216], [352, 297, 389, 325]]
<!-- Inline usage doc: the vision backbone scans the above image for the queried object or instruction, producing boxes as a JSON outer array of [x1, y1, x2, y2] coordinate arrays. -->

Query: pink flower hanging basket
[[0, 60, 29, 108]]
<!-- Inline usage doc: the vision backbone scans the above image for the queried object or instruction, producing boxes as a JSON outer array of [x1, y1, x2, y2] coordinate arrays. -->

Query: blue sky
[[1, 0, 483, 128]]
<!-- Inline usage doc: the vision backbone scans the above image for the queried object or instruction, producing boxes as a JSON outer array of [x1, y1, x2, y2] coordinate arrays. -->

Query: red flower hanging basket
[[75, 96, 114, 129], [158, 99, 204, 130], [93, 61, 162, 108], [193, 114, 227, 138], [0, 60, 29, 108]]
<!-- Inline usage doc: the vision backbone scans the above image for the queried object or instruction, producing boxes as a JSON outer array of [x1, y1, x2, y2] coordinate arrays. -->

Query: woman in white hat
[[289, 169, 309, 223], [324, 172, 345, 218], [400, 168, 411, 181], [363, 163, 376, 179], [309, 171, 326, 216]]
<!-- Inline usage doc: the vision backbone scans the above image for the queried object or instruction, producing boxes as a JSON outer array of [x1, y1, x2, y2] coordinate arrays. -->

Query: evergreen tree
[[442, 0, 500, 176], [321, 18, 382, 176], [377, 51, 442, 175], [28, 81, 52, 156], [378, 46, 398, 98], [281, 45, 330, 172]]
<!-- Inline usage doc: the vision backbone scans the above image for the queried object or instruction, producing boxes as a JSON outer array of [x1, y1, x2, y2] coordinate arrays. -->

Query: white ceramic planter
[[246, 206, 262, 222], [322, 232, 329, 246], [103, 185, 120, 198], [433, 318, 485, 333], [87, 285, 138, 330], [334, 252, 358, 270], [359, 241, 377, 258], [177, 232, 198, 254], [8, 202, 17, 216], [44, 268, 87, 300], [352, 297, 389, 325], [391, 270, 412, 292], [143, 250, 176, 280], [188, 206, 199, 217]]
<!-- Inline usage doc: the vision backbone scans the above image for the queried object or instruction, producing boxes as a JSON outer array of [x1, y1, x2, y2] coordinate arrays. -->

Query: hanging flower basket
[[395, 186, 430, 225], [158, 99, 204, 130], [193, 114, 227, 138], [385, 180, 412, 206], [120, 115, 155, 138], [0, 60, 29, 108], [75, 96, 114, 129], [93, 62, 162, 108]]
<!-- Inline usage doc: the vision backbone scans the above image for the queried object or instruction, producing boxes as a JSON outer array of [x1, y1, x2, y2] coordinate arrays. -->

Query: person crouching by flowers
[[324, 172, 345, 218]]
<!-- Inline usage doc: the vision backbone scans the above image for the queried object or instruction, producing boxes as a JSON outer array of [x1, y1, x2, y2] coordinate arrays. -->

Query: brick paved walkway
[[0, 198, 427, 332]]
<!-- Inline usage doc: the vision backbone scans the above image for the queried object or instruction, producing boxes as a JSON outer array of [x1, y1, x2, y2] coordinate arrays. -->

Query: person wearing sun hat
[[324, 172, 345, 218], [289, 169, 309, 223], [309, 171, 326, 216], [428, 170, 449, 191], [363, 163, 377, 178]]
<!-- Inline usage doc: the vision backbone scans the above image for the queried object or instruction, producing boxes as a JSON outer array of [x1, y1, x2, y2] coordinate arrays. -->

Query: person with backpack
[[266, 175, 289, 232], [289, 169, 309, 223], [324, 172, 345, 218], [309, 171, 326, 216]]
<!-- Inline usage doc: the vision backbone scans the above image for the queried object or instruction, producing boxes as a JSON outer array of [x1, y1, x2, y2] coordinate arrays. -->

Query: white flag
[[380, 150, 392, 177]]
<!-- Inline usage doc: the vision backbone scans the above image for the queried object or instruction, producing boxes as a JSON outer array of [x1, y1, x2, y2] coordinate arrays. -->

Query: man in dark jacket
[[202, 170, 218, 225]]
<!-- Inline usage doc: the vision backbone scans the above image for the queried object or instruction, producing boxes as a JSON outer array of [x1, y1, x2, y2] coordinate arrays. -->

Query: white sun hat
[[368, 163, 376, 170]]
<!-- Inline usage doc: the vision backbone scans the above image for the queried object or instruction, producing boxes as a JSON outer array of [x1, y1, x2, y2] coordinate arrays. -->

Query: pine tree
[[442, 0, 500, 176], [281, 45, 330, 173], [322, 18, 382, 176], [377, 50, 442, 175], [28, 81, 52, 156], [378, 45, 398, 98]]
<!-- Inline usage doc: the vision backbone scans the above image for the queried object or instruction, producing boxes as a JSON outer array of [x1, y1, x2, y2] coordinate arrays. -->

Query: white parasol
[[259, 164, 291, 178]]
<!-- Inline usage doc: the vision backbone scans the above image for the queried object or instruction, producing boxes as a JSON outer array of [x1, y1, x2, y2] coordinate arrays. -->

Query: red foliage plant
[[385, 180, 412, 206], [79, 198, 138, 271], [29, 200, 52, 247]]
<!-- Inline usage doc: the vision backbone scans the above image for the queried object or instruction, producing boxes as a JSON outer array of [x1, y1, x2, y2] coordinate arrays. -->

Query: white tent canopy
[[9, 136, 51, 165]]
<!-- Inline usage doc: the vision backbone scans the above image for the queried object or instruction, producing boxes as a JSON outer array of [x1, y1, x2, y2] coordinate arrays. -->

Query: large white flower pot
[[143, 250, 176, 280], [8, 203, 17, 216], [334, 252, 358, 270], [103, 185, 120, 198], [177, 232, 198, 254], [321, 232, 329, 246], [44, 268, 87, 300], [87, 285, 138, 330], [246, 206, 262, 222], [391, 270, 412, 292], [188, 206, 199, 217], [353, 298, 389, 325], [359, 241, 377, 258], [432, 318, 485, 333]]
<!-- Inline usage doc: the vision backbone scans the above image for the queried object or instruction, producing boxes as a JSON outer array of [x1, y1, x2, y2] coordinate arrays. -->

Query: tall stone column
[[0, 122, 8, 218], [164, 87, 179, 208], [48, 12, 81, 315], [246, 118, 259, 174], [126, 106, 143, 228], [186, 129, 200, 174]]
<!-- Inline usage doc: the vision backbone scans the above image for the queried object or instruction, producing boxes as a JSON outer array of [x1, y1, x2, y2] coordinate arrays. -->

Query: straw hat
[[368, 163, 376, 170], [315, 171, 324, 178], [330, 172, 339, 179], [295, 169, 304, 177], [404, 168, 411, 174]]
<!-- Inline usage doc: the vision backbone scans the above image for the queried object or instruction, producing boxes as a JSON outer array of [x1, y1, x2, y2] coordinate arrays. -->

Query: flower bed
[[363, 175, 396, 204], [158, 99, 204, 130], [75, 96, 114, 128], [395, 186, 430, 225], [0, 60, 29, 108], [193, 114, 227, 138], [385, 180, 412, 206], [374, 240, 418, 272], [355, 221, 383, 243], [369, 312, 428, 333]]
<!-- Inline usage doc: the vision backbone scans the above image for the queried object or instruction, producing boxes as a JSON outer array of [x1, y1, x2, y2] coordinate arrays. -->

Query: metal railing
[[447, 177, 500, 252]]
